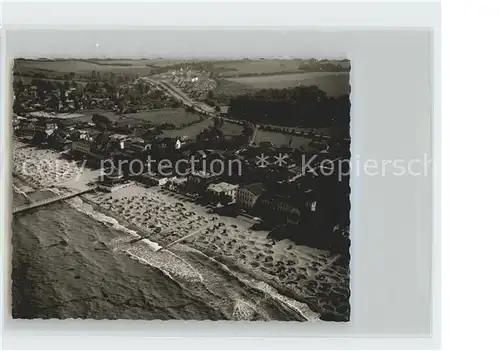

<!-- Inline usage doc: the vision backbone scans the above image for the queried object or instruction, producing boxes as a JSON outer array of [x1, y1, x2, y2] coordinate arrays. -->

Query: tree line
[[227, 85, 350, 130]]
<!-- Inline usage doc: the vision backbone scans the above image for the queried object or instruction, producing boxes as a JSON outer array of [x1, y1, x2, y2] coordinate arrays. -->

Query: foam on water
[[49, 195, 318, 321], [173, 244, 320, 321], [66, 197, 203, 283], [66, 197, 141, 242]]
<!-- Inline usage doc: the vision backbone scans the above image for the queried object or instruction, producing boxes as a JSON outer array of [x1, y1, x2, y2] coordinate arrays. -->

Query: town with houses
[[12, 58, 351, 321]]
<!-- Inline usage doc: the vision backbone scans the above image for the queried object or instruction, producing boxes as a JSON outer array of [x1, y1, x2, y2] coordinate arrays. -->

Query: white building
[[207, 182, 239, 202]]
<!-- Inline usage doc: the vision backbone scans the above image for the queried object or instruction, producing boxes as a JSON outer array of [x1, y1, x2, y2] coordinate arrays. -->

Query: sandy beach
[[13, 140, 85, 189], [12, 139, 349, 319], [83, 185, 349, 318]]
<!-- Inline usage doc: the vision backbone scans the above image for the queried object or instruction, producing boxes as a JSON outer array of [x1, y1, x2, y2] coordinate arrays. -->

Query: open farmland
[[13, 75, 89, 86], [211, 79, 256, 102], [89, 59, 188, 67], [220, 122, 244, 137], [161, 118, 214, 138], [254, 129, 312, 149], [124, 108, 200, 126], [213, 59, 304, 77], [14, 59, 153, 78], [227, 72, 350, 97], [159, 118, 244, 139]]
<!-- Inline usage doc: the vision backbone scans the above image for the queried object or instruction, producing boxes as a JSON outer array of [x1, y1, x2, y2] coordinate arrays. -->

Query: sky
[[7, 30, 348, 60]]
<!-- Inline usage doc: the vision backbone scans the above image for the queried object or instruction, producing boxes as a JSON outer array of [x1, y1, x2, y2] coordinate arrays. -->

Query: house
[[97, 167, 133, 192], [256, 193, 298, 220], [165, 176, 188, 191], [33, 121, 57, 134], [16, 121, 36, 138], [57, 139, 73, 151], [219, 105, 230, 116], [206, 182, 239, 203], [187, 171, 221, 190], [189, 149, 227, 174], [235, 182, 264, 211], [255, 188, 317, 226], [139, 172, 170, 187], [71, 129, 102, 157], [31, 121, 59, 144]]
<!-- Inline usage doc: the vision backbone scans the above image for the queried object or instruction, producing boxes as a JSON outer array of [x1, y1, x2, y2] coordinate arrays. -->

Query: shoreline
[[72, 195, 315, 321], [79, 194, 317, 321], [11, 139, 349, 321]]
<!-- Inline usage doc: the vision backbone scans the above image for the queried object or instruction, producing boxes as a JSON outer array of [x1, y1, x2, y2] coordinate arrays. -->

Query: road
[[141, 76, 216, 116], [142, 75, 332, 143]]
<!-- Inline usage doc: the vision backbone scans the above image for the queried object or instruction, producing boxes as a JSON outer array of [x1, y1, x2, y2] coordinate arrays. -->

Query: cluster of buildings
[[13, 80, 115, 114], [14, 108, 350, 239], [13, 77, 180, 117], [162, 68, 217, 101]]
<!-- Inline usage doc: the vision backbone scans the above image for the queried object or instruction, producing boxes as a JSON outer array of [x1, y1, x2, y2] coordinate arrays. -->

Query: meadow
[[124, 108, 200, 126], [89, 59, 188, 67], [161, 118, 214, 138], [227, 72, 350, 97], [254, 129, 312, 149], [213, 59, 305, 77], [14, 59, 153, 78]]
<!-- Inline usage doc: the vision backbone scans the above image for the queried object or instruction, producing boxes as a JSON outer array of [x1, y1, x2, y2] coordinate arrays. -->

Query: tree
[[14, 80, 25, 94], [48, 95, 60, 112], [116, 98, 126, 114], [92, 114, 112, 131], [37, 86, 46, 102], [109, 72, 117, 86]]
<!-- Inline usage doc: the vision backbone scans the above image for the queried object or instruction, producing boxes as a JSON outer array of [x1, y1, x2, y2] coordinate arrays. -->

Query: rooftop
[[207, 182, 239, 193], [190, 171, 219, 179], [29, 111, 86, 120], [241, 182, 265, 196], [219, 106, 230, 114], [77, 128, 101, 136]]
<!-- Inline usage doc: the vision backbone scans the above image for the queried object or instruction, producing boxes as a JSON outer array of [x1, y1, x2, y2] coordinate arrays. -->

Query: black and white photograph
[[11, 54, 351, 322]]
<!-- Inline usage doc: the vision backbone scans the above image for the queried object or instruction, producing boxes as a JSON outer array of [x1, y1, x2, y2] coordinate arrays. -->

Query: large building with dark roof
[[235, 182, 264, 210]]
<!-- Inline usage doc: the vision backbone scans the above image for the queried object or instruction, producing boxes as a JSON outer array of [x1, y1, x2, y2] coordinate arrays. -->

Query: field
[[124, 109, 200, 126], [161, 118, 214, 139], [159, 118, 244, 140], [220, 122, 244, 137], [13, 75, 89, 86], [213, 59, 305, 77], [13, 59, 153, 78], [227, 72, 350, 97], [254, 129, 312, 149], [212, 79, 256, 101], [89, 59, 188, 67]]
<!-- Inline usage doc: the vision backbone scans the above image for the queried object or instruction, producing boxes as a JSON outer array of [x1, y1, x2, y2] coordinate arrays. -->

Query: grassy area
[[227, 72, 350, 97], [254, 129, 312, 149], [220, 122, 244, 136], [159, 118, 244, 139], [88, 59, 187, 67], [124, 109, 200, 126], [211, 79, 256, 102], [13, 75, 89, 86], [213, 59, 305, 77], [13, 59, 153, 78], [161, 118, 214, 138]]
